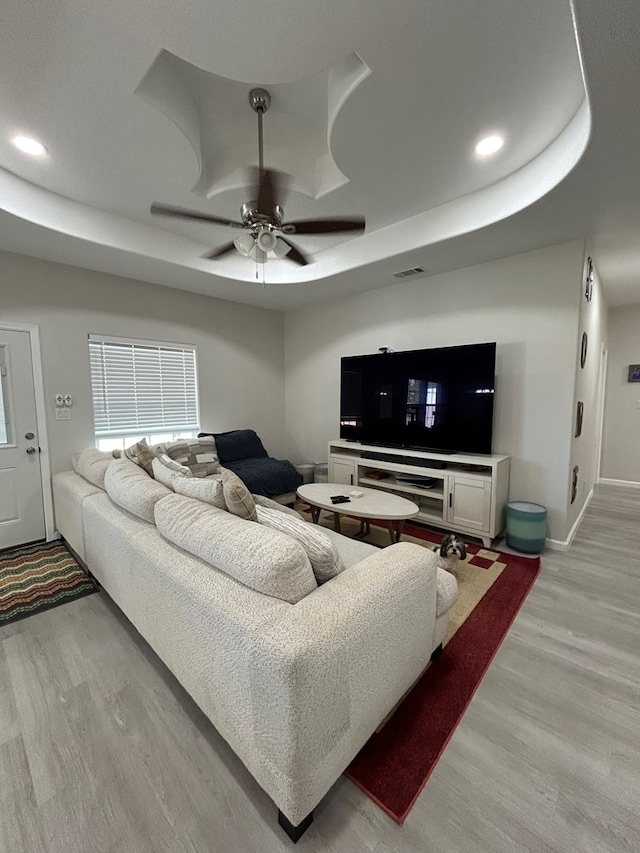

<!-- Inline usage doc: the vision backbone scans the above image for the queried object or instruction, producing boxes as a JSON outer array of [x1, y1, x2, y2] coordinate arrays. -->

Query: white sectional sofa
[[52, 449, 458, 841]]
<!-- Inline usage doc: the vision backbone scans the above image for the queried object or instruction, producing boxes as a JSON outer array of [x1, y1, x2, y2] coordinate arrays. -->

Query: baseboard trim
[[544, 486, 594, 552], [598, 478, 640, 489]]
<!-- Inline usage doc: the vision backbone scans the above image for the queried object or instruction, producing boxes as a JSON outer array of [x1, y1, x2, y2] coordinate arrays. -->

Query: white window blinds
[[88, 335, 199, 438]]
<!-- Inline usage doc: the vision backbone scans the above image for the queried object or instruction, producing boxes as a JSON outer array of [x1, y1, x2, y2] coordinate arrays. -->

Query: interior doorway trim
[[0, 321, 55, 542]]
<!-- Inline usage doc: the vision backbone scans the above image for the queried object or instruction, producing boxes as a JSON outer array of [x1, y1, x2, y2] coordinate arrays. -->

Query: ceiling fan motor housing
[[240, 202, 284, 229]]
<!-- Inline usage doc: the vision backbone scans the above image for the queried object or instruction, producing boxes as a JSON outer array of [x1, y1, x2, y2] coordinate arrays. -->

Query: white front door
[[0, 329, 45, 549]]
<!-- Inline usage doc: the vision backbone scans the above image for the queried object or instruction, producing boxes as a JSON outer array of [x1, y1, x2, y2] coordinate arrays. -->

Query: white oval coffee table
[[297, 482, 419, 545]]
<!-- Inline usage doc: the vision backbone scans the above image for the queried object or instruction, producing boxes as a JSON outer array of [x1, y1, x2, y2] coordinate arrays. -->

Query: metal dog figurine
[[433, 533, 467, 572]]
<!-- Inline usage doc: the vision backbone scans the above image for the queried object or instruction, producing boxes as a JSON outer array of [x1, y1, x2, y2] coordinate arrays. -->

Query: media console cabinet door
[[447, 476, 491, 533], [328, 455, 356, 486]]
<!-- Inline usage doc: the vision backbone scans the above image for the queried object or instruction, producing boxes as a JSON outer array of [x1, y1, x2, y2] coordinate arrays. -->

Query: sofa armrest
[[436, 567, 459, 617], [248, 541, 441, 822]]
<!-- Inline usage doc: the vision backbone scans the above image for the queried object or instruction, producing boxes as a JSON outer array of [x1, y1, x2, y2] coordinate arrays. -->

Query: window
[[406, 378, 440, 428], [88, 335, 199, 451]]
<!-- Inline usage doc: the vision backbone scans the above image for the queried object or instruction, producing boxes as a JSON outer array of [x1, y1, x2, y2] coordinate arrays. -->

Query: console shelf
[[328, 440, 510, 547]]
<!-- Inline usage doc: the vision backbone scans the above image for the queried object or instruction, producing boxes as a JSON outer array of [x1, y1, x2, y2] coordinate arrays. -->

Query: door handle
[[26, 446, 37, 454]]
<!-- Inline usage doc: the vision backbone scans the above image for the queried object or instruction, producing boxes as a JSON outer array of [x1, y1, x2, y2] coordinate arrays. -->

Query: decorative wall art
[[571, 465, 579, 503], [628, 365, 640, 382], [585, 257, 593, 302], [575, 401, 584, 437], [580, 332, 588, 368]]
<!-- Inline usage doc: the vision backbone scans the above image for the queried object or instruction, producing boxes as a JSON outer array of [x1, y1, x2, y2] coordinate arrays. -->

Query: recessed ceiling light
[[11, 135, 48, 156], [474, 135, 504, 157]]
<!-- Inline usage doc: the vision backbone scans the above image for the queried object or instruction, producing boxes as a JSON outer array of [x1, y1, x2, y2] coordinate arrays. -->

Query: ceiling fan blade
[[279, 238, 309, 266], [202, 241, 238, 260], [151, 203, 244, 229], [280, 216, 366, 235]]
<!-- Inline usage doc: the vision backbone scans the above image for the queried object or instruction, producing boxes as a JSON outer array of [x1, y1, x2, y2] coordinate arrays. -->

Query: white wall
[[0, 250, 286, 473], [567, 250, 609, 531], [601, 303, 640, 484], [285, 241, 586, 543]]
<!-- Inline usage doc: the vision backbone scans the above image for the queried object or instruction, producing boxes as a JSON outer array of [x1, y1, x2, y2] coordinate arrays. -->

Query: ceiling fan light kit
[[150, 87, 365, 273]]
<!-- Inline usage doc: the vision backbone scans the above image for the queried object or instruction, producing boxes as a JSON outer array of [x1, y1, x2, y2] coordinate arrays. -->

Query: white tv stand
[[327, 440, 510, 547]]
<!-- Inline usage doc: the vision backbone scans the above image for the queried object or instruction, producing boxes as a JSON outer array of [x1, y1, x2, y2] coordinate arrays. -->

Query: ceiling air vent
[[392, 266, 427, 279]]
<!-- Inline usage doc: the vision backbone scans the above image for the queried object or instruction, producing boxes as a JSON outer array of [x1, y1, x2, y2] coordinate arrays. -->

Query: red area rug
[[345, 533, 540, 823]]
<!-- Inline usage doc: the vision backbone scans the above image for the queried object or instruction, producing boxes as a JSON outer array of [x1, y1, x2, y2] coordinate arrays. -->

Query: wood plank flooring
[[1, 484, 638, 852]]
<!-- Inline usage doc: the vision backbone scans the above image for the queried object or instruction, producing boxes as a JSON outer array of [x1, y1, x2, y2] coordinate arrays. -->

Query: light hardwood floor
[[1, 484, 639, 852]]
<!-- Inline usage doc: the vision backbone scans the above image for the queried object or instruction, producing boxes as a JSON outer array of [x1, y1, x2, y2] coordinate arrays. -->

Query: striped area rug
[[0, 540, 98, 627]]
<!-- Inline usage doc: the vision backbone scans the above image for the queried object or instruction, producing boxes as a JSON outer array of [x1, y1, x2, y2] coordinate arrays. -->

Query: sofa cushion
[[123, 438, 156, 476], [174, 475, 227, 510], [165, 438, 220, 477], [71, 448, 114, 489], [104, 458, 171, 522], [154, 494, 317, 603], [221, 467, 257, 521], [200, 429, 268, 463], [256, 506, 345, 584], [151, 455, 191, 489], [317, 526, 379, 569]]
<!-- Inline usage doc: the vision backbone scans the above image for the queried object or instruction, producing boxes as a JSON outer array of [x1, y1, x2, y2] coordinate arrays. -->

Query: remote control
[[330, 495, 351, 504]]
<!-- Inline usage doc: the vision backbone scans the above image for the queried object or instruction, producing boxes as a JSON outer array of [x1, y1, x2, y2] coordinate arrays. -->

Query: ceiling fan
[[150, 88, 365, 266]]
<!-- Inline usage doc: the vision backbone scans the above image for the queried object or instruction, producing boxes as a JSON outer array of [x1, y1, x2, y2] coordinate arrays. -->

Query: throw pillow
[[255, 505, 345, 583], [165, 438, 220, 478], [123, 438, 156, 476], [151, 455, 192, 489], [220, 467, 257, 521], [174, 476, 227, 510], [252, 493, 303, 519]]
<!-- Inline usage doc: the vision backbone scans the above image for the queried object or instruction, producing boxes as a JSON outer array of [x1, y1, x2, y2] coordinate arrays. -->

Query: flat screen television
[[340, 342, 496, 454]]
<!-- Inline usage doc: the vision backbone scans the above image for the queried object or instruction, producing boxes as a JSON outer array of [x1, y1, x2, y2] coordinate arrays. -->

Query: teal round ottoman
[[506, 501, 547, 554]]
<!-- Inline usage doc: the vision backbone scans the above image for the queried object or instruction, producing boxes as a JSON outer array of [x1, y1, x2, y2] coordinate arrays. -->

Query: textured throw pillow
[[256, 505, 345, 583], [220, 467, 257, 521], [252, 493, 303, 519], [151, 455, 192, 489], [165, 438, 220, 478], [174, 476, 227, 510], [123, 438, 156, 476]]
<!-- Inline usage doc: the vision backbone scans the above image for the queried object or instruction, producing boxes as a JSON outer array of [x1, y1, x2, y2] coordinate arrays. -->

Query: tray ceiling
[[0, 0, 638, 308]]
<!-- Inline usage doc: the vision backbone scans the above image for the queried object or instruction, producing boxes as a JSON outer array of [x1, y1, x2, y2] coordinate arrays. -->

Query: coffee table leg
[[388, 519, 406, 544], [356, 519, 371, 538], [333, 512, 342, 534], [310, 507, 320, 524]]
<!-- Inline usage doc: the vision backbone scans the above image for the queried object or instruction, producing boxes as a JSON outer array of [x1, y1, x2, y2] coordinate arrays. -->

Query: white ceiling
[[1, 0, 639, 311]]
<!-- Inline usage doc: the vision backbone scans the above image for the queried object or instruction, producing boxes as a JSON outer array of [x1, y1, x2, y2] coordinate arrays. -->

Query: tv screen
[[340, 342, 496, 454]]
